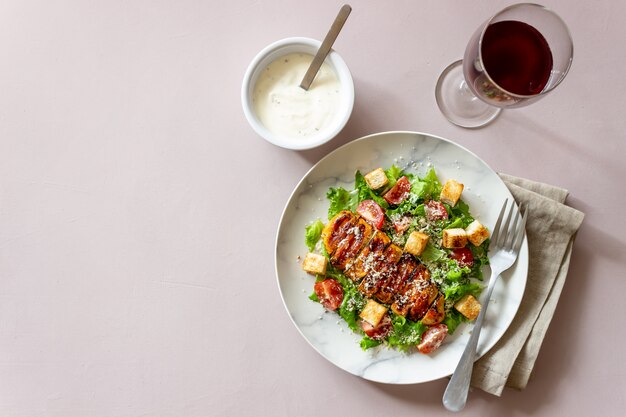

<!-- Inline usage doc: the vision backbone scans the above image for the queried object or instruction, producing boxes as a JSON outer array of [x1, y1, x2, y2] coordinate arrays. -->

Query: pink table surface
[[1, 1, 625, 416]]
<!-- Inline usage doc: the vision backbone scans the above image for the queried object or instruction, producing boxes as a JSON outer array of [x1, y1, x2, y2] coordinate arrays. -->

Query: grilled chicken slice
[[390, 264, 431, 317], [408, 282, 439, 322], [358, 243, 403, 297], [345, 230, 390, 281], [322, 211, 358, 257], [421, 293, 446, 325], [375, 253, 418, 304], [330, 217, 374, 271]]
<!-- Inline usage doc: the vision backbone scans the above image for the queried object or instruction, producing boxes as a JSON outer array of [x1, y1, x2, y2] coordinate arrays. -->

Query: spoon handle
[[300, 4, 352, 90]]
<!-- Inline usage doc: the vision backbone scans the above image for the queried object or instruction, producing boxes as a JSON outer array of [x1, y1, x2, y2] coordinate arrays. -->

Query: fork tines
[[490, 199, 528, 252]]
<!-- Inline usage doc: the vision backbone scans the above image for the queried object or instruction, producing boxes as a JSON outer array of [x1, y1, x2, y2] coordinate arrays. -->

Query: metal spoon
[[300, 4, 352, 90]]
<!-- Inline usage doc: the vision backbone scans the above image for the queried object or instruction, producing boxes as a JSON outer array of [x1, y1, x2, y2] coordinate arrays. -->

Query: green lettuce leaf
[[326, 187, 356, 219], [469, 241, 490, 280], [409, 167, 442, 201], [444, 199, 474, 229], [441, 281, 482, 301], [420, 241, 445, 263], [443, 309, 468, 334], [446, 265, 471, 281], [338, 284, 366, 332], [385, 164, 404, 188], [422, 168, 443, 199], [304, 219, 325, 251], [360, 336, 382, 350], [444, 217, 464, 230], [386, 313, 428, 351]]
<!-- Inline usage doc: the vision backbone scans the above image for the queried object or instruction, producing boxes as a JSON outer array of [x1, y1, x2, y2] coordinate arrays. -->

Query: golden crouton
[[364, 168, 389, 190], [454, 294, 481, 320], [302, 253, 327, 275], [442, 228, 468, 248], [404, 231, 430, 256], [359, 299, 388, 326], [466, 220, 490, 246], [440, 179, 464, 207]]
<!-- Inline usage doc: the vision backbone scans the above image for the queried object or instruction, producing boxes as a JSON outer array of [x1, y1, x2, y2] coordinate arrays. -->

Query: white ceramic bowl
[[241, 37, 355, 150]]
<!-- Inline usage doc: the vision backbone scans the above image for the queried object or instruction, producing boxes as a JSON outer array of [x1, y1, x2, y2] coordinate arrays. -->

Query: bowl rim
[[241, 37, 355, 150]]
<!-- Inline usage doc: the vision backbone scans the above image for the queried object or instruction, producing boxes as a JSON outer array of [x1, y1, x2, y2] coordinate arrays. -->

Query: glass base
[[435, 60, 501, 128]]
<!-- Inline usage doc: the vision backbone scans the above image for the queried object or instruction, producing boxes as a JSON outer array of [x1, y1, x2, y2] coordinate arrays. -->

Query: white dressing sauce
[[253, 53, 342, 139]]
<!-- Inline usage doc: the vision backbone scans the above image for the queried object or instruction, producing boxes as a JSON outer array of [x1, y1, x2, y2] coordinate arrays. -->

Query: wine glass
[[435, 3, 573, 128]]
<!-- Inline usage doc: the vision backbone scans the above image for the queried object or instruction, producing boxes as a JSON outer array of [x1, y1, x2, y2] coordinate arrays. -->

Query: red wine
[[481, 20, 553, 95]]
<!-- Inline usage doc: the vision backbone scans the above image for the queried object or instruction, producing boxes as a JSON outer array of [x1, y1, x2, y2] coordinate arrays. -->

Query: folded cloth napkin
[[469, 173, 585, 396]]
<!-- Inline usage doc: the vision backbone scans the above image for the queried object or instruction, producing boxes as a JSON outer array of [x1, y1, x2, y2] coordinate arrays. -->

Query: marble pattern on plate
[[275, 131, 528, 384]]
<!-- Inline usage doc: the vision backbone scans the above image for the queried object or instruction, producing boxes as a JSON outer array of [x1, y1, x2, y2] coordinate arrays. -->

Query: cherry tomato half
[[360, 314, 393, 340], [392, 215, 413, 235], [424, 200, 449, 221], [357, 200, 385, 229], [383, 176, 411, 205], [450, 247, 474, 268], [417, 324, 448, 354], [314, 278, 344, 311]]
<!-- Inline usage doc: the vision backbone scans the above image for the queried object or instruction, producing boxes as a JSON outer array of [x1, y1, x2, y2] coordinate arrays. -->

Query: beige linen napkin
[[469, 174, 585, 396]]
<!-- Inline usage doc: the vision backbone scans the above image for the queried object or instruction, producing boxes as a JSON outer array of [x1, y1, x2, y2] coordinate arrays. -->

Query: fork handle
[[442, 271, 499, 412]]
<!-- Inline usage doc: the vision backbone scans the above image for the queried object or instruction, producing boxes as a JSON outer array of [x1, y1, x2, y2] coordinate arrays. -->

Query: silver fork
[[442, 199, 527, 412]]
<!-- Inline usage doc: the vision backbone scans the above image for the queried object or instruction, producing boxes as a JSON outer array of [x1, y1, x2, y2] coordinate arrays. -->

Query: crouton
[[404, 231, 430, 256], [359, 299, 388, 327], [364, 168, 389, 190], [454, 294, 481, 320], [440, 179, 464, 207], [442, 228, 468, 248], [466, 220, 490, 246], [302, 253, 327, 275]]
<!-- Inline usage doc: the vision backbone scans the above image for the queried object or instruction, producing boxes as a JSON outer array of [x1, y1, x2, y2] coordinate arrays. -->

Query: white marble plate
[[275, 131, 528, 384]]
